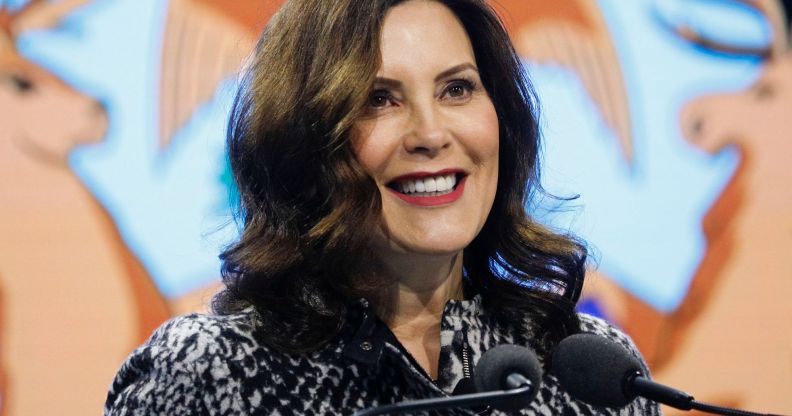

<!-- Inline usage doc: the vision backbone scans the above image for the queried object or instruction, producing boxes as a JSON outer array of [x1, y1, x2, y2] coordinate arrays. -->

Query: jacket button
[[360, 341, 373, 351]]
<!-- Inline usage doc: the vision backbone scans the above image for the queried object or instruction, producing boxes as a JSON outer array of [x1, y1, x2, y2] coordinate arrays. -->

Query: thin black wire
[[690, 400, 789, 416]]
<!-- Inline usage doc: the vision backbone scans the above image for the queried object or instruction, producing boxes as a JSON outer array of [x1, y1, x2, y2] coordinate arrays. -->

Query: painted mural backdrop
[[0, 0, 789, 414]]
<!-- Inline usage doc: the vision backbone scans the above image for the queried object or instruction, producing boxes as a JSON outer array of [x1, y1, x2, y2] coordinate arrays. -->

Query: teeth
[[435, 176, 446, 190], [425, 178, 437, 192], [395, 173, 458, 195]]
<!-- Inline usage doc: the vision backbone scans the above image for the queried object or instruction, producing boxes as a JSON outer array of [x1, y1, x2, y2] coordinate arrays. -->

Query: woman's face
[[353, 0, 499, 257]]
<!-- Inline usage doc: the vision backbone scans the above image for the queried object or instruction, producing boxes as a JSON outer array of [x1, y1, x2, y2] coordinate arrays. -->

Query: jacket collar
[[341, 295, 487, 367]]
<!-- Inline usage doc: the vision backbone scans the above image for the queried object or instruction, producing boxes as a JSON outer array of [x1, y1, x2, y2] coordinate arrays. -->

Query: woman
[[105, 0, 660, 414]]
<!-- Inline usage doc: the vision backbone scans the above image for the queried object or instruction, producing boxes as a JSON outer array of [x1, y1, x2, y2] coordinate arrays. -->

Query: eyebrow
[[373, 63, 479, 87], [434, 63, 479, 81]]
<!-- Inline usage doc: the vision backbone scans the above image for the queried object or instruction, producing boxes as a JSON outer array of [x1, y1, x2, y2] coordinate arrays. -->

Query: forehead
[[378, 1, 476, 76]]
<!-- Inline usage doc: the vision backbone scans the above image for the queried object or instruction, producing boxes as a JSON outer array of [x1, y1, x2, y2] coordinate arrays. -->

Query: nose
[[94, 98, 110, 115], [680, 98, 712, 145], [683, 109, 706, 142], [403, 102, 450, 156]]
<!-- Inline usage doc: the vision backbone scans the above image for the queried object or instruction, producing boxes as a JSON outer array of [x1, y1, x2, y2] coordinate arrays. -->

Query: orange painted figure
[[0, 1, 170, 415], [660, 0, 792, 412], [495, 0, 792, 413], [0, 0, 279, 415]]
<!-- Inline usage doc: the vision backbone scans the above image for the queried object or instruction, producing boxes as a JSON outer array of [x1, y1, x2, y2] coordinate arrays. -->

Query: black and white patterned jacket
[[105, 295, 661, 415]]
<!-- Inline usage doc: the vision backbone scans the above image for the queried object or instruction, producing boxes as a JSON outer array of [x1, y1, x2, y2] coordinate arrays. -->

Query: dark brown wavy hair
[[215, 0, 587, 355]]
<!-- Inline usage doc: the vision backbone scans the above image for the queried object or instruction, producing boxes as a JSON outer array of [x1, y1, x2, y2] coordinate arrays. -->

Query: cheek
[[464, 101, 500, 166], [474, 103, 500, 203], [350, 120, 401, 181]]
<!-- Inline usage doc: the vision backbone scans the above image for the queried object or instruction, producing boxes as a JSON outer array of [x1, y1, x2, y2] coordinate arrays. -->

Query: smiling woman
[[104, 1, 659, 415], [354, 2, 499, 260], [352, 1, 502, 379]]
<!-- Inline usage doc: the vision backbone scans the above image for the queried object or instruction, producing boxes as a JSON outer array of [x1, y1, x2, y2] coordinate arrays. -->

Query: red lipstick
[[387, 171, 467, 207], [390, 168, 464, 182]]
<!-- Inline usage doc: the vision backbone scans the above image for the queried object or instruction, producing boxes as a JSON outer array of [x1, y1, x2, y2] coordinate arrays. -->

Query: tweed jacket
[[105, 295, 661, 415]]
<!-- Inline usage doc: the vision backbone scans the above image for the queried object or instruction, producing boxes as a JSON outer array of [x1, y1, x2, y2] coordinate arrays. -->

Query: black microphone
[[352, 344, 542, 415], [551, 333, 787, 416], [474, 344, 543, 411]]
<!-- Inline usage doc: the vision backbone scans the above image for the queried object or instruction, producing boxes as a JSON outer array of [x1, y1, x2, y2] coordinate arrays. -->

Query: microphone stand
[[627, 372, 788, 416], [353, 374, 533, 416]]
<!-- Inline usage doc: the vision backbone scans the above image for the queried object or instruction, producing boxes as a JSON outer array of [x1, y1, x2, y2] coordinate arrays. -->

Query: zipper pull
[[452, 341, 475, 395]]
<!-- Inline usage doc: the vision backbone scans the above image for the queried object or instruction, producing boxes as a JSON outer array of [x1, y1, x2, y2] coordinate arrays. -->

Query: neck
[[371, 251, 464, 331], [0, 137, 75, 205], [365, 251, 464, 380], [1, 135, 71, 176]]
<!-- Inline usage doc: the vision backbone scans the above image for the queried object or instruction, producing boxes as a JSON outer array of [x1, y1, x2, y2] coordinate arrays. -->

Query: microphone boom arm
[[627, 372, 786, 416], [353, 375, 534, 416]]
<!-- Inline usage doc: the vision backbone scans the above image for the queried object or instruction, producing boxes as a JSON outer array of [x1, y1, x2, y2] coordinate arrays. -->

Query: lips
[[386, 169, 467, 206]]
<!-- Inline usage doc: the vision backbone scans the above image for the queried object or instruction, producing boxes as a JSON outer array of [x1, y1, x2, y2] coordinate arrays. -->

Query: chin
[[375, 212, 486, 258], [386, 231, 475, 257], [405, 244, 466, 257]]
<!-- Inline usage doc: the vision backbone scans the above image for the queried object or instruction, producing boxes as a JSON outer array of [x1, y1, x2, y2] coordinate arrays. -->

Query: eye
[[447, 83, 468, 97], [752, 82, 774, 101], [442, 79, 475, 101], [368, 89, 394, 108], [7, 74, 34, 94]]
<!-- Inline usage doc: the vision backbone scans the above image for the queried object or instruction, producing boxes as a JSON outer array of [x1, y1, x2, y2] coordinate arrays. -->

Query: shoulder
[[576, 314, 637, 346], [125, 309, 262, 373], [104, 309, 263, 416], [576, 313, 629, 339], [152, 309, 261, 355]]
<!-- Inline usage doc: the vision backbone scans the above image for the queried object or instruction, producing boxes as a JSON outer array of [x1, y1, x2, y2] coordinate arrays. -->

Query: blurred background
[[0, 0, 789, 414]]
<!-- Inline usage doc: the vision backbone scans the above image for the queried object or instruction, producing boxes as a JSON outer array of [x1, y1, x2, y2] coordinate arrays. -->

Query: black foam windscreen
[[473, 344, 542, 411], [551, 333, 643, 408]]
